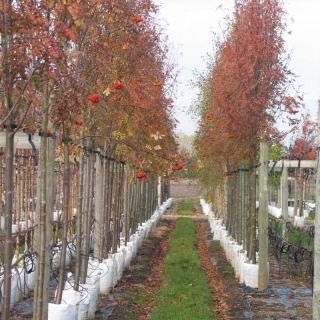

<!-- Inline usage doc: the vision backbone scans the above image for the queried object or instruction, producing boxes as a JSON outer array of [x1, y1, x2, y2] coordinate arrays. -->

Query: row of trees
[[191, 0, 320, 316], [0, 0, 183, 318], [191, 0, 304, 286]]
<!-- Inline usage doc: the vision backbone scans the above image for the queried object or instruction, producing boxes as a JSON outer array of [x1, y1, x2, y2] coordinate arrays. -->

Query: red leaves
[[46, 129, 53, 136], [228, 175, 234, 179], [189, 163, 196, 168], [199, 153, 207, 158], [153, 82, 163, 87], [143, 178, 149, 183], [173, 163, 184, 171], [136, 172, 147, 179], [289, 109, 299, 114], [73, 120, 83, 126], [131, 17, 144, 23], [114, 83, 124, 90], [227, 134, 234, 139], [206, 115, 213, 120], [88, 94, 100, 103], [22, 124, 37, 132], [198, 123, 204, 127]]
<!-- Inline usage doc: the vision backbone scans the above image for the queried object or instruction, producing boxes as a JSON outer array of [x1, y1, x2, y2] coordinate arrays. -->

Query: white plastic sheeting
[[199, 199, 266, 289], [48, 303, 78, 320], [4, 198, 173, 317]]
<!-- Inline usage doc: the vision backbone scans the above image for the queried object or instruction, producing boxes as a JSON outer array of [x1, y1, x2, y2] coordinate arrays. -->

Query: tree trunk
[[249, 164, 257, 264], [56, 139, 70, 303], [293, 176, 298, 216], [1, 128, 14, 320], [74, 148, 84, 290], [258, 140, 269, 291], [281, 168, 288, 240], [298, 176, 304, 217], [313, 103, 320, 318], [33, 104, 49, 320], [94, 155, 103, 259]]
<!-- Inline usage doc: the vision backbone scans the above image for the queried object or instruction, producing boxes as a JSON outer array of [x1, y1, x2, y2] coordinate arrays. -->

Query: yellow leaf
[[103, 87, 111, 96]]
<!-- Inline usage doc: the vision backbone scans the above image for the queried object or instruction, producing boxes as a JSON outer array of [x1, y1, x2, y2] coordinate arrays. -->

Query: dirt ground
[[9, 200, 313, 319], [96, 201, 313, 320]]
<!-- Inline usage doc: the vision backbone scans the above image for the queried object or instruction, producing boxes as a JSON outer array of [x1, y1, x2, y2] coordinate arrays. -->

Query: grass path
[[150, 217, 215, 320]]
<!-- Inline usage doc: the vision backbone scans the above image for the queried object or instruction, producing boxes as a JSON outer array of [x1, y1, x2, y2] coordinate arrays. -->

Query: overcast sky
[[156, 0, 320, 136]]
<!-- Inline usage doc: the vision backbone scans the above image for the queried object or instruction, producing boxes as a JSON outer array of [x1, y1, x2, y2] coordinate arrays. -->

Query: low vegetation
[[151, 218, 215, 320]]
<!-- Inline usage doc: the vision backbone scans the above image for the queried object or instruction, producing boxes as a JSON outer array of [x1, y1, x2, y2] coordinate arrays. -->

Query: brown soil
[[9, 200, 313, 319], [95, 201, 312, 320]]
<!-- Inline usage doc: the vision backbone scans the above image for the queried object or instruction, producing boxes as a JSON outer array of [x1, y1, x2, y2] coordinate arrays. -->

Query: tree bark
[[281, 167, 288, 240], [258, 140, 269, 291], [1, 128, 14, 320], [56, 139, 70, 303]]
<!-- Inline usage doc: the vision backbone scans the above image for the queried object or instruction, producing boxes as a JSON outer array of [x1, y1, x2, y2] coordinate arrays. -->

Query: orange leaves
[[88, 94, 100, 103], [136, 172, 147, 180], [153, 82, 163, 87], [73, 120, 83, 126], [131, 17, 144, 23], [206, 115, 213, 120], [173, 163, 184, 171], [114, 83, 124, 90], [199, 153, 207, 158]]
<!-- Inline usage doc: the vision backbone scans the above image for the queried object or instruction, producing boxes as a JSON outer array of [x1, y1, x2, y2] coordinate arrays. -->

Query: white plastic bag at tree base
[[239, 253, 249, 283], [54, 288, 89, 320], [52, 247, 61, 271], [60, 289, 90, 320], [231, 245, 243, 277], [80, 280, 99, 319], [242, 262, 269, 288], [226, 241, 236, 262], [100, 259, 114, 294], [268, 205, 281, 218], [129, 234, 138, 257], [294, 216, 305, 228], [17, 266, 29, 299], [0, 270, 20, 312], [12, 224, 17, 234], [108, 253, 118, 288], [123, 243, 133, 269], [115, 251, 124, 281], [213, 220, 222, 241], [48, 303, 78, 320]]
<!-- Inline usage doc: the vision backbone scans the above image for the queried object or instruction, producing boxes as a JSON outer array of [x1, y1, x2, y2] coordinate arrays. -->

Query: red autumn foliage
[[199, 123, 204, 127], [136, 172, 147, 179], [173, 163, 184, 171], [114, 83, 124, 90], [227, 134, 234, 139], [206, 115, 213, 120], [73, 120, 83, 126], [153, 82, 163, 87], [46, 130, 53, 135], [88, 94, 100, 103], [131, 17, 144, 23]]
